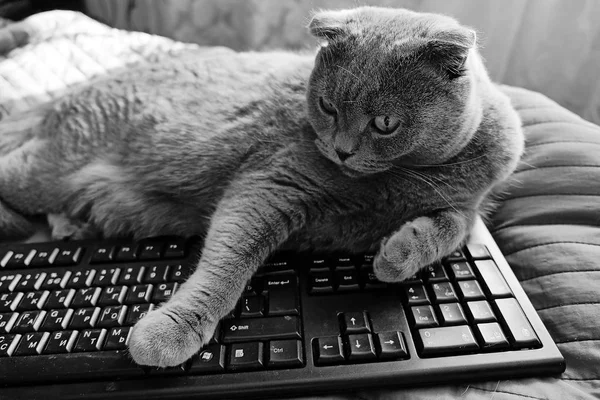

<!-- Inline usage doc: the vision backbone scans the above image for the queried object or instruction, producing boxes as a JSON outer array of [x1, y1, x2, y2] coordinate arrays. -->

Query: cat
[[0, 7, 523, 367]]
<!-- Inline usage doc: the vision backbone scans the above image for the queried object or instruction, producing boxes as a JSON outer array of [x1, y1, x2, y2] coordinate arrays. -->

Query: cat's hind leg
[[373, 208, 477, 282]]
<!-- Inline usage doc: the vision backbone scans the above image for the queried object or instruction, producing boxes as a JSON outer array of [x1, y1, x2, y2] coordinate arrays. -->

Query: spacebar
[[221, 316, 301, 343], [0, 351, 143, 385]]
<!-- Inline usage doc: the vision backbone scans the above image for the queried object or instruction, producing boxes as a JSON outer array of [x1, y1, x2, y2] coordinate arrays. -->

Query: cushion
[[2, 10, 600, 400]]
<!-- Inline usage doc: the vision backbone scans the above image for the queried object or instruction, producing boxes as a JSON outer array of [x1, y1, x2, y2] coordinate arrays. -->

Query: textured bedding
[[1, 11, 599, 400]]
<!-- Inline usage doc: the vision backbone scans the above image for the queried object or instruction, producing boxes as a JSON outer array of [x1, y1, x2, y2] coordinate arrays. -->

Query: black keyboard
[[0, 218, 565, 399]]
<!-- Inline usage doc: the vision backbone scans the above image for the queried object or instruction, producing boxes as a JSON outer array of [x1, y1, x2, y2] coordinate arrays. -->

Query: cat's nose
[[335, 148, 355, 162]]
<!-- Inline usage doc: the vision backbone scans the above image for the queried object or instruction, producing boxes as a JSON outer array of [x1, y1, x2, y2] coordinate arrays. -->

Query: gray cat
[[0, 7, 523, 367]]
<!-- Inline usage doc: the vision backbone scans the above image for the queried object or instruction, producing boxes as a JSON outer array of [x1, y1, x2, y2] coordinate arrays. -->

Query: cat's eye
[[319, 97, 338, 115], [372, 115, 400, 135]]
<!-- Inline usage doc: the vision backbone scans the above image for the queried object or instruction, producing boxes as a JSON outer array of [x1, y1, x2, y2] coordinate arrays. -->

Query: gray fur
[[0, 7, 523, 367]]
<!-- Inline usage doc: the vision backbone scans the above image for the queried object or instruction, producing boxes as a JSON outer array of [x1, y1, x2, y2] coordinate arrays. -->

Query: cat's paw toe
[[128, 305, 212, 368], [373, 217, 435, 282]]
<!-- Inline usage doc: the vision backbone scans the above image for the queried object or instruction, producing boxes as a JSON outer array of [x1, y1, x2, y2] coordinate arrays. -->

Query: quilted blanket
[[1, 10, 599, 400]]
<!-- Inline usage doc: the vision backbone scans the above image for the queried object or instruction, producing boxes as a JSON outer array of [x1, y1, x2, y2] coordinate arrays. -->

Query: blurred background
[[2, 0, 600, 124]]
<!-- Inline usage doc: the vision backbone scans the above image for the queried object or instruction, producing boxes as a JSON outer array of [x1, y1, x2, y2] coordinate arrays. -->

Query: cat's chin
[[339, 164, 384, 178]]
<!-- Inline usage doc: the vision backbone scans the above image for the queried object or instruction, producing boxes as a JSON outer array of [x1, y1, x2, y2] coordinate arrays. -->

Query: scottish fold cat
[[0, 7, 523, 366]]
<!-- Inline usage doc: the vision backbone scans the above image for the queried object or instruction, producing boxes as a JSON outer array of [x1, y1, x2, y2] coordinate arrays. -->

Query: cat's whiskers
[[410, 153, 488, 167], [335, 65, 361, 82], [389, 167, 466, 218]]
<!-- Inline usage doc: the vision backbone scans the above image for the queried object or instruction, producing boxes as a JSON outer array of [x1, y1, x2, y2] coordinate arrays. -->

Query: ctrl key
[[268, 339, 303, 368], [313, 336, 344, 366]]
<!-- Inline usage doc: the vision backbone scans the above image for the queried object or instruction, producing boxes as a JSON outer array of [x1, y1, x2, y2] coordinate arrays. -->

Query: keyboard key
[[152, 282, 178, 303], [476, 322, 510, 351], [376, 331, 408, 360], [124, 303, 154, 325], [403, 284, 430, 305], [40, 271, 71, 290], [73, 329, 107, 352], [0, 273, 20, 293], [267, 339, 303, 368], [314, 336, 345, 365], [341, 311, 370, 334], [437, 303, 467, 326], [335, 267, 360, 291], [117, 266, 145, 285], [447, 261, 475, 280], [475, 260, 512, 298], [29, 249, 58, 267], [92, 268, 120, 287], [97, 305, 128, 328], [53, 248, 83, 266], [239, 294, 265, 317], [66, 269, 96, 289], [189, 344, 225, 374], [41, 309, 73, 331], [14, 272, 45, 291], [138, 243, 163, 260], [43, 330, 78, 354], [115, 245, 137, 262], [347, 333, 377, 361], [124, 284, 153, 304], [164, 239, 186, 259], [0, 312, 17, 333], [98, 286, 128, 306], [429, 282, 457, 303], [0, 333, 20, 356], [308, 268, 334, 294], [360, 266, 386, 290], [425, 263, 448, 283], [168, 264, 188, 282], [457, 280, 486, 301], [13, 332, 50, 356], [495, 298, 541, 349], [418, 326, 479, 356], [0, 292, 23, 312], [71, 287, 101, 308], [90, 246, 115, 264], [467, 300, 497, 323], [333, 255, 355, 268], [104, 326, 131, 350], [411, 305, 439, 328], [228, 342, 264, 371], [221, 316, 301, 343], [466, 244, 491, 260], [143, 265, 170, 284], [265, 272, 298, 315], [2, 250, 35, 269], [69, 307, 100, 329], [12, 310, 46, 333], [446, 248, 467, 261], [16, 290, 49, 311]]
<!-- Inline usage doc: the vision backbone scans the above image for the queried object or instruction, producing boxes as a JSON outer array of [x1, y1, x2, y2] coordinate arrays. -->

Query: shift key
[[222, 316, 300, 343]]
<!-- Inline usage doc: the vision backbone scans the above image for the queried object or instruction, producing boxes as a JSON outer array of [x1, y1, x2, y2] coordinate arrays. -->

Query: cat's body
[[0, 7, 523, 367]]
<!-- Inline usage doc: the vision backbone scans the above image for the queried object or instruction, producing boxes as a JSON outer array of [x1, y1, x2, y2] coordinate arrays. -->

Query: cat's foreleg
[[127, 184, 307, 367], [373, 208, 476, 282]]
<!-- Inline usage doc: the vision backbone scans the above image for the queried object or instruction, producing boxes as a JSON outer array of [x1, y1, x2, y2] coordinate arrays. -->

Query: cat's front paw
[[373, 217, 438, 282], [128, 303, 216, 368]]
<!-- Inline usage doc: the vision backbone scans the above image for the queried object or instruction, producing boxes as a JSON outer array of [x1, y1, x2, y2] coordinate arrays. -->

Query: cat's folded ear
[[427, 27, 477, 79], [308, 9, 355, 42]]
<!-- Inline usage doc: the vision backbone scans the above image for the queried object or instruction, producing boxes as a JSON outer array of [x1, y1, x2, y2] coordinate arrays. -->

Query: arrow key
[[347, 333, 376, 361], [340, 311, 370, 334], [376, 331, 408, 360], [314, 336, 344, 365]]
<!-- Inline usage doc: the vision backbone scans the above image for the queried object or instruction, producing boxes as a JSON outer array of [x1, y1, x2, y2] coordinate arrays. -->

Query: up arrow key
[[343, 312, 370, 334]]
